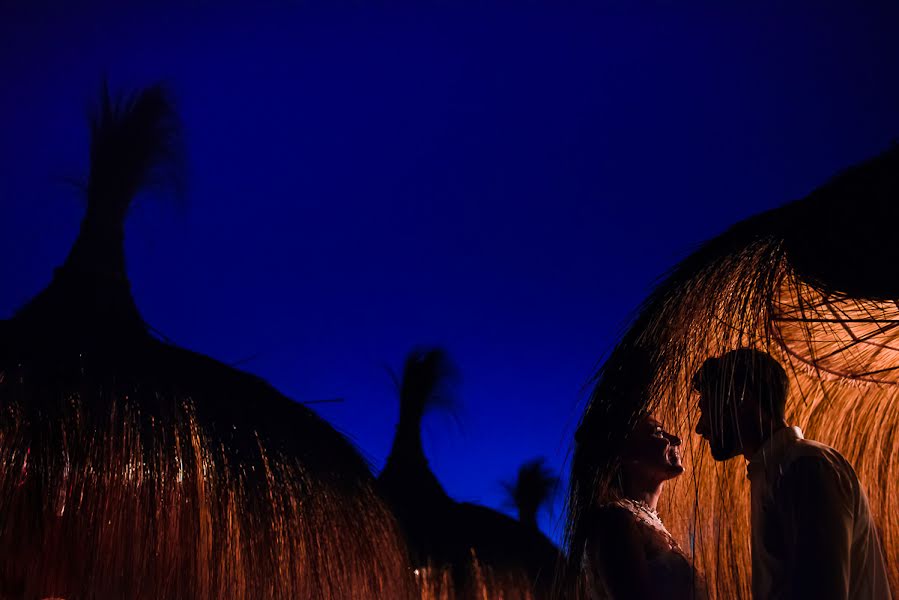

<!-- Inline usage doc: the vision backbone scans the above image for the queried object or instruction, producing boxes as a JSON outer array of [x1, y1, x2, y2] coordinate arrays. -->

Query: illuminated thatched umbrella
[[568, 147, 899, 598], [0, 84, 413, 599], [378, 348, 560, 599]]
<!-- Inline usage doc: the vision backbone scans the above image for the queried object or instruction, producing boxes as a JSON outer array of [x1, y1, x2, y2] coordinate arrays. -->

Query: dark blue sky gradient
[[3, 2, 899, 542]]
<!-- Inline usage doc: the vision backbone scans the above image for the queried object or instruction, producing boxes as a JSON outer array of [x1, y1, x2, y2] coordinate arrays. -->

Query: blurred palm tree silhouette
[[502, 458, 559, 532]]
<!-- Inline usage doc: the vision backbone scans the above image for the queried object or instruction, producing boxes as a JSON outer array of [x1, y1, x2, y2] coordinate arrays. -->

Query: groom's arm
[[773, 455, 854, 600]]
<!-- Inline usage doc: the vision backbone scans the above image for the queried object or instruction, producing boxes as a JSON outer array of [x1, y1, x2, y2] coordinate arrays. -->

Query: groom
[[692, 349, 891, 599]]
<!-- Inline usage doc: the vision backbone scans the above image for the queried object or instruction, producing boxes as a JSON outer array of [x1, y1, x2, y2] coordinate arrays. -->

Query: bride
[[566, 353, 707, 600], [585, 414, 705, 599]]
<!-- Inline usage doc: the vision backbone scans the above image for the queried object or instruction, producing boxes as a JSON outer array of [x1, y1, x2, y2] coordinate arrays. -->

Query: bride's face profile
[[622, 416, 684, 480]]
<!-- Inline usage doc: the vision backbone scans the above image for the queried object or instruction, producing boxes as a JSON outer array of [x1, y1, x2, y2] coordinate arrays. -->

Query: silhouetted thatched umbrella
[[0, 83, 413, 599], [379, 348, 560, 600], [568, 146, 899, 598], [379, 348, 459, 568]]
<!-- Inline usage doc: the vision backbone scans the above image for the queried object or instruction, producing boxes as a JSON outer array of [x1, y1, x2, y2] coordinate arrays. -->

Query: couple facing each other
[[577, 348, 891, 600]]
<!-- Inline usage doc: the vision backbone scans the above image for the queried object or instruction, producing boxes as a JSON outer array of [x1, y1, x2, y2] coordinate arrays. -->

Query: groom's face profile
[[695, 390, 735, 460], [693, 359, 745, 461]]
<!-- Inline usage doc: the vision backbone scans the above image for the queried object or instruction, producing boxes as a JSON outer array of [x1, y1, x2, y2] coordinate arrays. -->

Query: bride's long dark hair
[[560, 347, 656, 597]]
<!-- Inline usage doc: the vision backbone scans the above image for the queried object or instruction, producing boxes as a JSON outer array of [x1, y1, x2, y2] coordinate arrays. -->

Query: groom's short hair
[[693, 349, 789, 419]]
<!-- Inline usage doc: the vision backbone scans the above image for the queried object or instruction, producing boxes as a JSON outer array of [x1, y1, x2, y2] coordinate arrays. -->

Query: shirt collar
[[746, 425, 803, 479]]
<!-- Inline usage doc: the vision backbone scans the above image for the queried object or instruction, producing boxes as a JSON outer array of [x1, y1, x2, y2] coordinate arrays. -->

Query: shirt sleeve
[[771, 454, 855, 600]]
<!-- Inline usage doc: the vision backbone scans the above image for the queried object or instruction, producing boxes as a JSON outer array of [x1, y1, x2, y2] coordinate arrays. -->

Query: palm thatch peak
[[86, 82, 184, 219], [380, 347, 459, 507], [394, 347, 460, 426], [14, 82, 184, 349], [503, 457, 560, 531], [70, 81, 184, 278]]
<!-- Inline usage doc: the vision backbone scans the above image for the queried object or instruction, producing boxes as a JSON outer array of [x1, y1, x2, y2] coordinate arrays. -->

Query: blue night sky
[[3, 2, 899, 543]]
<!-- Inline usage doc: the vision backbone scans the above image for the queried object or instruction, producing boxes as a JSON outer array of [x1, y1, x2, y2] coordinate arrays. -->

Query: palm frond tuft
[[87, 80, 185, 219], [502, 457, 559, 527], [397, 347, 459, 423]]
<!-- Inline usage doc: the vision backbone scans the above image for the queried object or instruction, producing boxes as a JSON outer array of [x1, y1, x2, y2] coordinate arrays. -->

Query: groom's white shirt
[[746, 426, 891, 599]]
